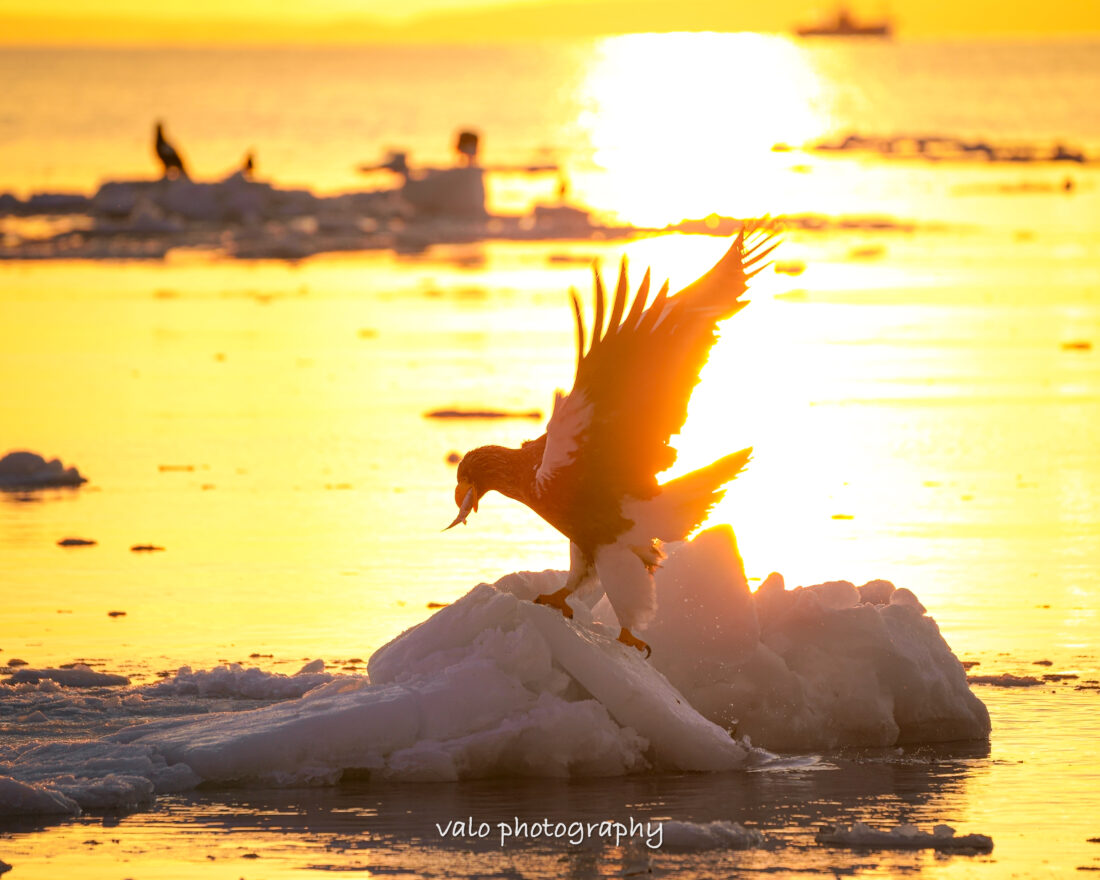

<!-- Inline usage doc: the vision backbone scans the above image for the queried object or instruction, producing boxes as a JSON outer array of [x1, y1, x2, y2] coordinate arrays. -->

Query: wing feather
[[536, 224, 775, 515], [591, 266, 606, 349], [570, 288, 586, 374], [623, 268, 651, 331], [605, 258, 629, 336]]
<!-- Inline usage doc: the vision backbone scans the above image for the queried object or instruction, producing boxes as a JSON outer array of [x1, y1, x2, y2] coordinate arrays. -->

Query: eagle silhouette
[[447, 227, 775, 656]]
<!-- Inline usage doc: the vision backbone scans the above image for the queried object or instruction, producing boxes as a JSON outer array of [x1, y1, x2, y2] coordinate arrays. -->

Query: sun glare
[[576, 33, 827, 227]]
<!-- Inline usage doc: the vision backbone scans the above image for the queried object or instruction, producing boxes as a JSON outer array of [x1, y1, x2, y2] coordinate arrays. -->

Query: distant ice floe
[[138, 662, 334, 700], [662, 820, 765, 850], [967, 673, 1042, 687], [0, 526, 989, 818], [0, 450, 86, 490], [7, 666, 128, 687], [816, 821, 993, 851]]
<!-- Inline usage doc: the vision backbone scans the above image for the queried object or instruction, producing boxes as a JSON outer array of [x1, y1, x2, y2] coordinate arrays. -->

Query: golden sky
[[1, 0, 1098, 44]]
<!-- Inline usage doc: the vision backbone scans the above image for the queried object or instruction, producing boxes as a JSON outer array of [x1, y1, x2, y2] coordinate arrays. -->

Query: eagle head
[[444, 448, 495, 530]]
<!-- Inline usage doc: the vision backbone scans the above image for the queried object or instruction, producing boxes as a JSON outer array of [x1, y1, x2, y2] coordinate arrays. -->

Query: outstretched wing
[[535, 225, 775, 507]]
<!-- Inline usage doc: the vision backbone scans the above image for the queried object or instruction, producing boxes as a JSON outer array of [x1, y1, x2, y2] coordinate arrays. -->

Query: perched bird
[[242, 151, 256, 178], [446, 227, 775, 656], [154, 121, 188, 179]]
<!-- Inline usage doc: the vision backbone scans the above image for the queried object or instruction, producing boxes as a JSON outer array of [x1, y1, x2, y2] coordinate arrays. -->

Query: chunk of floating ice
[[7, 666, 129, 687], [0, 450, 86, 490], [0, 775, 80, 816], [591, 526, 989, 750], [662, 820, 765, 850], [107, 587, 747, 787], [139, 663, 333, 700], [0, 743, 199, 817], [966, 673, 1042, 687], [0, 526, 990, 815], [815, 821, 993, 851]]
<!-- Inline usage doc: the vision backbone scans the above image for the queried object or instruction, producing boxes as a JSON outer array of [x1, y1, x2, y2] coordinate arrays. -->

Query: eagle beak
[[444, 481, 478, 531]]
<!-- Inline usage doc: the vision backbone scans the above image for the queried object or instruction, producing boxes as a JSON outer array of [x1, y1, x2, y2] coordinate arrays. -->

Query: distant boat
[[795, 7, 893, 38]]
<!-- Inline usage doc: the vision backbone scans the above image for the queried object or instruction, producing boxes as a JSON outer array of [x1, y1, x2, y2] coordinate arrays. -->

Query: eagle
[[446, 227, 775, 656], [154, 121, 189, 180]]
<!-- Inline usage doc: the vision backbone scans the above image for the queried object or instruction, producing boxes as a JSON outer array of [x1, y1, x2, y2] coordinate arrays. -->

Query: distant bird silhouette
[[446, 227, 775, 657], [455, 129, 480, 166], [154, 122, 188, 180]]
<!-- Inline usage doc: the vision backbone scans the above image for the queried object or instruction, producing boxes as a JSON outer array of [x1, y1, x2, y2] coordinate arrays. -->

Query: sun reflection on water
[[576, 33, 828, 225]]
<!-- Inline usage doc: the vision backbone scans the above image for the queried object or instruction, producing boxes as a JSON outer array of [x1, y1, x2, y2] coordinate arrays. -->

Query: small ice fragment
[[967, 673, 1042, 687], [815, 822, 992, 851], [107, 611, 127, 618], [9, 666, 130, 687], [297, 659, 325, 675], [425, 408, 542, 420], [662, 820, 764, 850], [130, 544, 165, 552], [58, 537, 97, 547]]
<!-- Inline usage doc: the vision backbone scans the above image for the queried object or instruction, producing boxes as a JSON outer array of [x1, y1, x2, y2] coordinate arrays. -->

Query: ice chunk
[[662, 820, 765, 849], [815, 821, 993, 851], [603, 526, 989, 750], [0, 775, 80, 816], [109, 586, 743, 787], [0, 451, 86, 490], [0, 741, 199, 815], [966, 673, 1042, 687], [1, 527, 989, 816], [139, 663, 333, 700], [8, 666, 129, 687]]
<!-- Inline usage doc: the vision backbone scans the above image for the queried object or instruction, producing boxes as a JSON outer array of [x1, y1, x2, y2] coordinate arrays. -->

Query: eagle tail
[[648, 447, 753, 540]]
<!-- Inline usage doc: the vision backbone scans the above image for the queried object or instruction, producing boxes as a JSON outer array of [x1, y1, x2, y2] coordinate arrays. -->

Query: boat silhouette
[[796, 6, 893, 37]]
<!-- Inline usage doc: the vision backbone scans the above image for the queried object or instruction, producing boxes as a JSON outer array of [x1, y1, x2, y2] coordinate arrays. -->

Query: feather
[[606, 258, 629, 336], [570, 288, 586, 374], [591, 266, 606, 349]]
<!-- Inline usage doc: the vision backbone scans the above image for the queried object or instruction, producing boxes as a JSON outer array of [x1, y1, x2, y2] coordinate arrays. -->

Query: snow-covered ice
[[0, 526, 989, 819], [138, 663, 333, 700], [661, 820, 765, 849], [511, 526, 990, 750], [0, 451, 86, 490], [815, 821, 993, 851]]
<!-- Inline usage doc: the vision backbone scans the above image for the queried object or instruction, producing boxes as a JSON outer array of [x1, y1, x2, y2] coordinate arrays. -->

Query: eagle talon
[[617, 628, 651, 659], [534, 588, 575, 620]]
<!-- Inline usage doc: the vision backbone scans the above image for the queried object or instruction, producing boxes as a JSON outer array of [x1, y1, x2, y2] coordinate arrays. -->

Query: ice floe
[[967, 673, 1043, 687], [815, 821, 993, 851], [0, 526, 989, 819], [6, 666, 129, 688], [539, 526, 988, 750], [0, 451, 86, 490], [137, 663, 334, 700], [662, 819, 765, 849]]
